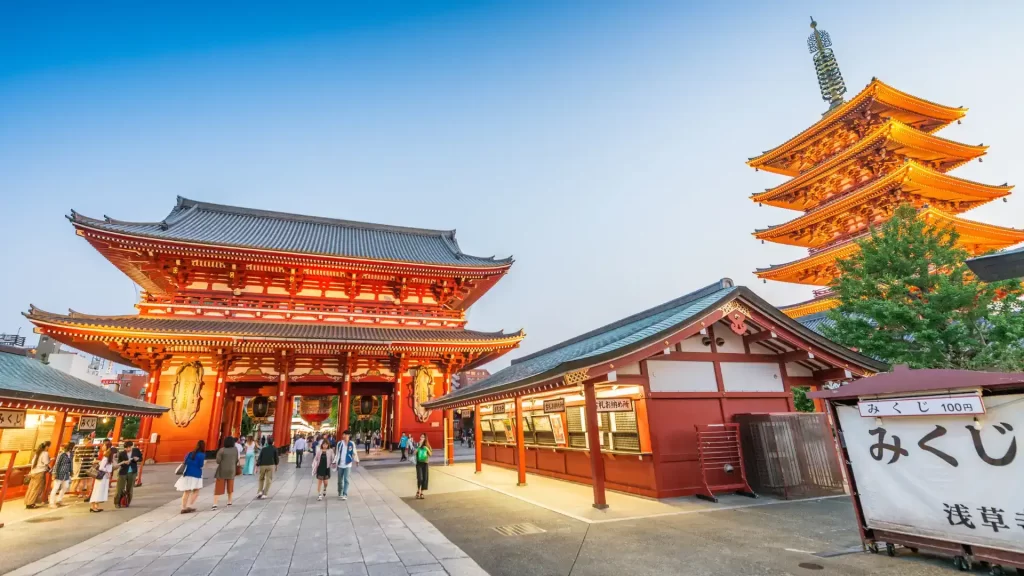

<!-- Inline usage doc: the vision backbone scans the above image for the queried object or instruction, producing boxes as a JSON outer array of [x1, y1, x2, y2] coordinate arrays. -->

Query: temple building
[[748, 19, 1024, 318], [25, 197, 523, 462]]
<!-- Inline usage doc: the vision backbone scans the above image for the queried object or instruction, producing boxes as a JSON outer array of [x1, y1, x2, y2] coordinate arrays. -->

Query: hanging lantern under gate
[[246, 395, 275, 423], [299, 396, 332, 430]]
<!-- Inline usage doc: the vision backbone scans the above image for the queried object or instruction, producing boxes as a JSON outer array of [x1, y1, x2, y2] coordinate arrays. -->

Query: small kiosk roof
[[427, 279, 887, 409], [0, 347, 168, 416], [808, 365, 1024, 401]]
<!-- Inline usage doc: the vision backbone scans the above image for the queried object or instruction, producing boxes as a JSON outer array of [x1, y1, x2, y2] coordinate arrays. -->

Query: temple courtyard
[[3, 453, 959, 576]]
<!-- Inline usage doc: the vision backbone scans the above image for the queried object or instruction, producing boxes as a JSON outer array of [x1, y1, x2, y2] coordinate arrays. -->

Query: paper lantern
[[299, 396, 332, 429], [246, 395, 274, 422]]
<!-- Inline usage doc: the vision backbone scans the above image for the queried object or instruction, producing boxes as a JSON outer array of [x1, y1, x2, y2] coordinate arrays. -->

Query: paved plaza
[[5, 462, 486, 576]]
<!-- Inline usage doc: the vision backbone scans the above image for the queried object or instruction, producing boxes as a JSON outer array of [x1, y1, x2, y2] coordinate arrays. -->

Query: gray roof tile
[[0, 349, 167, 415], [70, 197, 511, 268], [25, 308, 522, 344]]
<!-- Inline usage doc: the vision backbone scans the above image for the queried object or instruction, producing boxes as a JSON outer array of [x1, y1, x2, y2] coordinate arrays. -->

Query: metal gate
[[734, 413, 846, 499]]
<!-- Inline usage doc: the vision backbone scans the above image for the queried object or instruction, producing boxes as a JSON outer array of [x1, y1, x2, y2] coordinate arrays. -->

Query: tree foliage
[[823, 204, 1024, 370]]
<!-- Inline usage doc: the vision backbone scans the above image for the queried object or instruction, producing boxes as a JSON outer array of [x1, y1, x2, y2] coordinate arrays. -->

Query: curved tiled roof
[[25, 307, 523, 345], [426, 281, 886, 408], [70, 197, 512, 268], [0, 349, 167, 416]]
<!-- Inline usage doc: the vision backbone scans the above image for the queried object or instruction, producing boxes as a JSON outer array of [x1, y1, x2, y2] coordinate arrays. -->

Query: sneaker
[[256, 493, 263, 500], [317, 494, 323, 501], [211, 505, 218, 510], [341, 495, 348, 501]]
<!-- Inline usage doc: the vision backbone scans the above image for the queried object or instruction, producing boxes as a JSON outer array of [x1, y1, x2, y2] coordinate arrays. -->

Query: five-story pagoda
[[26, 197, 523, 462], [748, 19, 1024, 318]]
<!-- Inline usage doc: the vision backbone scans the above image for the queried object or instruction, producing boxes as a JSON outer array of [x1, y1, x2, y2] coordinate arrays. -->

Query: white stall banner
[[838, 394, 1024, 552], [858, 393, 985, 418]]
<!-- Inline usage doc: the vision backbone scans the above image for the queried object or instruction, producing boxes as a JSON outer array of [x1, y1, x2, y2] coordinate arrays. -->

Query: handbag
[[86, 462, 100, 479], [235, 464, 242, 476], [95, 469, 107, 481], [174, 462, 186, 476]]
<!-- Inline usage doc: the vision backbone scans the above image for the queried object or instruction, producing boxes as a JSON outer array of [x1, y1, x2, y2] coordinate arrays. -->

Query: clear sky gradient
[[2, 1, 1022, 370]]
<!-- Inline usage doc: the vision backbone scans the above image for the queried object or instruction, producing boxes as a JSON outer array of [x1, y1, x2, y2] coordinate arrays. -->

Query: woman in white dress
[[89, 448, 114, 513]]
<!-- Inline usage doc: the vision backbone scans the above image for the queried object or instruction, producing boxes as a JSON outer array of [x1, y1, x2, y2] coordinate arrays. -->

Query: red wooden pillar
[[514, 398, 526, 486], [393, 376, 403, 445], [49, 412, 68, 457], [223, 396, 237, 444], [139, 360, 164, 442], [276, 373, 291, 446], [207, 356, 229, 449], [233, 398, 244, 438], [474, 405, 482, 474], [381, 394, 389, 448], [445, 409, 456, 465], [111, 416, 124, 444], [584, 383, 608, 509], [340, 376, 352, 432]]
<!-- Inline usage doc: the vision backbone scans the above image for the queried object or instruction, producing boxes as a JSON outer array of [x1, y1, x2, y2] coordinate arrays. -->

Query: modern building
[[44, 352, 112, 387]]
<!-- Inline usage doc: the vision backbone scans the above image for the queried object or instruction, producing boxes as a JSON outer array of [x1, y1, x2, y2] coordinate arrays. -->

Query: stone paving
[[5, 463, 488, 576]]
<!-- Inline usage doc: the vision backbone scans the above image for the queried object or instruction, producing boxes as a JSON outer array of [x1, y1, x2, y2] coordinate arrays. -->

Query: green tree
[[823, 204, 1024, 370]]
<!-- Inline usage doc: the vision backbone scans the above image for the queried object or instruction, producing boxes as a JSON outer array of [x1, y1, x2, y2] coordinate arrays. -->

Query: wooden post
[[445, 409, 456, 465], [276, 373, 290, 446], [233, 398, 244, 439], [584, 383, 608, 509], [381, 394, 389, 449], [393, 375, 403, 445], [207, 355, 229, 449], [514, 398, 526, 486], [139, 360, 164, 442], [111, 416, 124, 444], [340, 376, 352, 432], [49, 411, 68, 456], [474, 405, 482, 474]]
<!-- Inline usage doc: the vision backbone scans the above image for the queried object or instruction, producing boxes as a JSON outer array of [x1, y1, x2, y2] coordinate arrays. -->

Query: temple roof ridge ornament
[[809, 17, 847, 113]]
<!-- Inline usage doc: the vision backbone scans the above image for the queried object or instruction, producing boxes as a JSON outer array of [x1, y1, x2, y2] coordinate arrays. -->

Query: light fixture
[[973, 418, 983, 431]]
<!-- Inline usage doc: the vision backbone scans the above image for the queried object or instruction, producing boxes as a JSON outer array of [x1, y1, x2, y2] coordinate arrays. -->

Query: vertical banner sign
[[78, 416, 98, 431], [838, 394, 1024, 553], [0, 409, 26, 429]]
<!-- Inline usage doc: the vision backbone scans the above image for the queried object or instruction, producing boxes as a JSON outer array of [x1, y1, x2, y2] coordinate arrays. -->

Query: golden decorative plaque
[[171, 361, 204, 428], [411, 366, 434, 423]]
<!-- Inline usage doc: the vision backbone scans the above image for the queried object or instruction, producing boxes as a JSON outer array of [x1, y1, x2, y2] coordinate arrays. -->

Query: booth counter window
[[0, 413, 56, 466], [481, 401, 641, 453]]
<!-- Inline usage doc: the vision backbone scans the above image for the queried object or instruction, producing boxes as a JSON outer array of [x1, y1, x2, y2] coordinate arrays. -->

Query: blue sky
[[2, 1, 1023, 369]]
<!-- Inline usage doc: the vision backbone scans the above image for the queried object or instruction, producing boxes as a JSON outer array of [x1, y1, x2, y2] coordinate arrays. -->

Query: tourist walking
[[364, 431, 372, 455], [243, 436, 256, 475], [24, 441, 51, 509], [212, 436, 239, 509], [334, 429, 359, 500], [256, 438, 278, 499], [398, 433, 408, 462], [89, 447, 114, 512], [313, 439, 335, 501], [49, 442, 74, 508], [414, 434, 432, 499], [175, 440, 205, 513], [293, 435, 307, 468], [115, 440, 143, 508]]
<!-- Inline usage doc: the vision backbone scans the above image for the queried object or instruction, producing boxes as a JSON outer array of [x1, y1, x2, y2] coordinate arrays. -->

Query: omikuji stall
[[426, 279, 885, 508], [0, 346, 166, 504], [810, 367, 1024, 572]]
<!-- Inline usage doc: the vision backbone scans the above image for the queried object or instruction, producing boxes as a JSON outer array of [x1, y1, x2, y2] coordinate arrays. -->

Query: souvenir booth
[[427, 279, 885, 507], [810, 367, 1024, 572]]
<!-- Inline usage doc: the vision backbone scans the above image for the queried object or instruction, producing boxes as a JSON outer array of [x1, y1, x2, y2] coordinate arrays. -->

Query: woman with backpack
[[24, 441, 51, 509], [414, 434, 432, 500], [174, 440, 205, 514], [88, 447, 115, 513]]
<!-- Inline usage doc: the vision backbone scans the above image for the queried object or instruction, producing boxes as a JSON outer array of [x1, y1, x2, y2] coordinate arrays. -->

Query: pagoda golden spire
[[808, 17, 847, 111], [747, 23, 1023, 319]]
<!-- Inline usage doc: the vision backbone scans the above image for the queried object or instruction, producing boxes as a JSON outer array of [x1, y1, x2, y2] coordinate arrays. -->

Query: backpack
[[416, 446, 429, 463]]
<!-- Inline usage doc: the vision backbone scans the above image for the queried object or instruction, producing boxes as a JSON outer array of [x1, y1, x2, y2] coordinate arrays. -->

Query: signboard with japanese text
[[0, 409, 26, 429], [543, 398, 565, 413], [490, 404, 506, 415], [595, 398, 632, 413], [859, 393, 985, 418], [838, 394, 1024, 552], [78, 416, 98, 431]]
